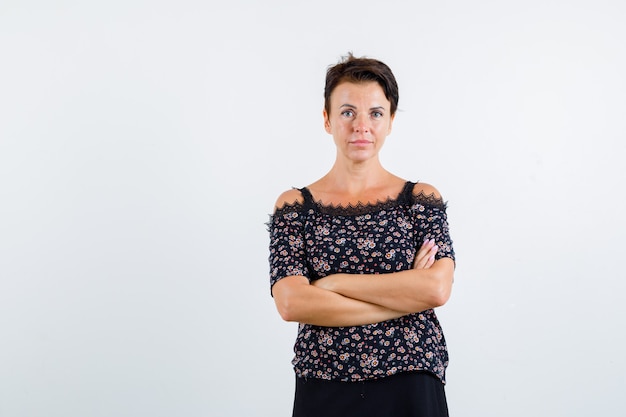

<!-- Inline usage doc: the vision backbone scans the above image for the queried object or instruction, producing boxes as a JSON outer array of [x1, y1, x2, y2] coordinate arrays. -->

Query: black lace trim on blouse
[[271, 181, 447, 218]]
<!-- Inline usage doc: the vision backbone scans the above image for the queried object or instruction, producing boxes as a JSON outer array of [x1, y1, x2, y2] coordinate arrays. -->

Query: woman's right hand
[[413, 239, 438, 270]]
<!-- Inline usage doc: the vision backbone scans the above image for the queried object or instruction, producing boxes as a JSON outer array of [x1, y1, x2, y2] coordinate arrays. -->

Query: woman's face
[[323, 81, 394, 164]]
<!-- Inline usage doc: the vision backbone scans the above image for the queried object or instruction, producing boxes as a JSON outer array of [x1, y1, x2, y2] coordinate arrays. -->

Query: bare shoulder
[[274, 188, 304, 210], [412, 182, 443, 199]]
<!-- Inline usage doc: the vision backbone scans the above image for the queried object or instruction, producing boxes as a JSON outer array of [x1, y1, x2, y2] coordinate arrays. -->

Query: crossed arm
[[271, 239, 455, 327]]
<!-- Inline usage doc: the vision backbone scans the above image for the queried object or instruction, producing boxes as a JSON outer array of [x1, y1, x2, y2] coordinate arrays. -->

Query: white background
[[1, 1, 625, 416]]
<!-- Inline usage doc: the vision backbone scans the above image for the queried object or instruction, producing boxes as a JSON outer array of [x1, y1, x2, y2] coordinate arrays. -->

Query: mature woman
[[268, 53, 455, 417]]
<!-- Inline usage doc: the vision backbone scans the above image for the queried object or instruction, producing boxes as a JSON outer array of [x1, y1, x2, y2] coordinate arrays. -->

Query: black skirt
[[293, 371, 449, 417]]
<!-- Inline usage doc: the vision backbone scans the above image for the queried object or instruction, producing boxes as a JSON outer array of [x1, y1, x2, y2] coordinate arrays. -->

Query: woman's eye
[[341, 110, 354, 117], [372, 111, 383, 118]]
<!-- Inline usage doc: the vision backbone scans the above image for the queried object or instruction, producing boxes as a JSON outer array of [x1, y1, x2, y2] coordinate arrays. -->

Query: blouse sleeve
[[412, 198, 455, 263], [268, 205, 310, 294]]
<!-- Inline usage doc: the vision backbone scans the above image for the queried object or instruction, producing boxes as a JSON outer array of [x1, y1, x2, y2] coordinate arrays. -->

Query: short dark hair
[[324, 52, 399, 116]]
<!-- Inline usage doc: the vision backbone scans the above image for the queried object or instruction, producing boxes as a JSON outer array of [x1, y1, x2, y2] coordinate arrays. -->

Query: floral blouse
[[268, 181, 455, 383]]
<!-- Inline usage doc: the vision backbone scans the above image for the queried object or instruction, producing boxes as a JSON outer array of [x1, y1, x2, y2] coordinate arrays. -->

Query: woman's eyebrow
[[339, 104, 387, 111]]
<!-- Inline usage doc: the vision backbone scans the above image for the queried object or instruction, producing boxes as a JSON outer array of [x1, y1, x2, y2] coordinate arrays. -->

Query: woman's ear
[[323, 109, 331, 133], [388, 113, 395, 134]]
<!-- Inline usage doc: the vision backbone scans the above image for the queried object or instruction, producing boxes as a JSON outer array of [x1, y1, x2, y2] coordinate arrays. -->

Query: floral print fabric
[[268, 182, 455, 383]]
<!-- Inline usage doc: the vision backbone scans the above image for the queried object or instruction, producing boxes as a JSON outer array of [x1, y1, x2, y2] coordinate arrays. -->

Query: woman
[[268, 53, 455, 417]]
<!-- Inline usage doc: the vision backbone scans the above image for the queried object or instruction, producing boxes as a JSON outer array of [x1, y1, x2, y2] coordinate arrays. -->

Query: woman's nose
[[353, 115, 370, 133]]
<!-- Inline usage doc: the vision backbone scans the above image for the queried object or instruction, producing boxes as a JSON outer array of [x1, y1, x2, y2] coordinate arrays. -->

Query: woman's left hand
[[413, 239, 438, 270]]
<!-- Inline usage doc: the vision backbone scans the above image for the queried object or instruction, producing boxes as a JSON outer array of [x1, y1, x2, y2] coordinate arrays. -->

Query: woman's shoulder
[[273, 188, 305, 211], [411, 182, 443, 199], [410, 181, 447, 209]]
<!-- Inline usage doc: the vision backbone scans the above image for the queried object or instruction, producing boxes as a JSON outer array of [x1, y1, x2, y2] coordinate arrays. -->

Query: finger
[[414, 258, 427, 269], [418, 239, 435, 257], [414, 243, 429, 263], [424, 252, 436, 269], [416, 241, 439, 270], [413, 242, 430, 268], [413, 239, 435, 269], [424, 244, 439, 268]]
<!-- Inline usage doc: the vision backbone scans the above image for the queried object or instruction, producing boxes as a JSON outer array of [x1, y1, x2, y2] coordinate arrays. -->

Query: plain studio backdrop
[[1, 1, 625, 416]]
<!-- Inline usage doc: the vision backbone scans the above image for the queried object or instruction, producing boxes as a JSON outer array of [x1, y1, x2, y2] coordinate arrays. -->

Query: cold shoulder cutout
[[412, 182, 442, 199], [273, 188, 305, 211]]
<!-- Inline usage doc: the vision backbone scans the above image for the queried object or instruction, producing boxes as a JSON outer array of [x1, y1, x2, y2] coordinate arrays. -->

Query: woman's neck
[[310, 159, 404, 201]]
